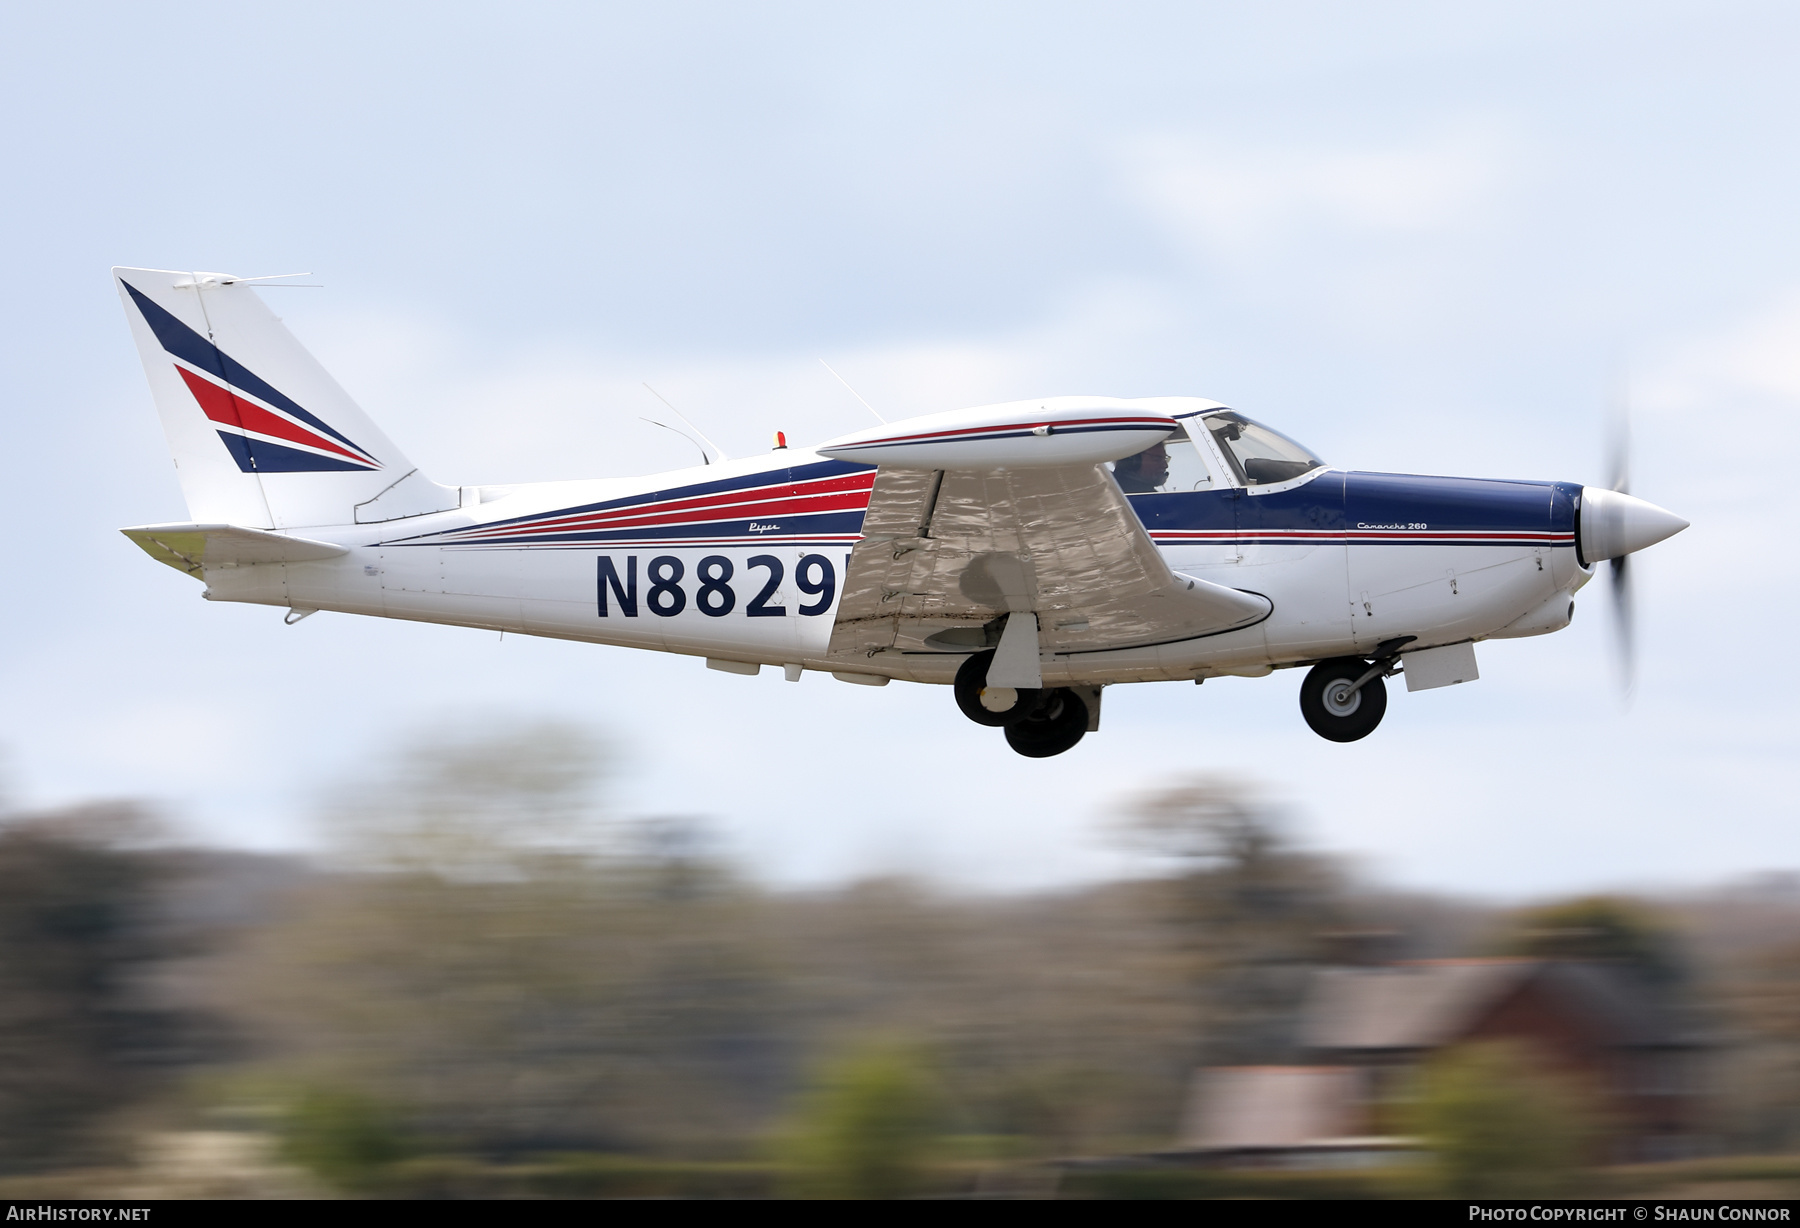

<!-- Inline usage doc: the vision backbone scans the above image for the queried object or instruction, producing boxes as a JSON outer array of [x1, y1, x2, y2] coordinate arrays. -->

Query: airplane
[[113, 267, 1689, 758]]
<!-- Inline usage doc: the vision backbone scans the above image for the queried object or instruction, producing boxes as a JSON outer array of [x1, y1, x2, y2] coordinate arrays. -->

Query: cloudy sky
[[3, 2, 1795, 896]]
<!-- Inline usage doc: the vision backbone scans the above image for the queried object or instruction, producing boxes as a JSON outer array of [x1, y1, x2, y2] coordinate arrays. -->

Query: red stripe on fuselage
[[457, 491, 873, 539], [175, 366, 371, 465], [452, 471, 876, 540]]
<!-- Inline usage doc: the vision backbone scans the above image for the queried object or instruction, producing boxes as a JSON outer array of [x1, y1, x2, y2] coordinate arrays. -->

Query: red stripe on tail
[[175, 366, 371, 465]]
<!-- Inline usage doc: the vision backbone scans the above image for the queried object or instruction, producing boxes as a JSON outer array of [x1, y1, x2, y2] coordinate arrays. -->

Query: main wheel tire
[[1299, 657, 1388, 743], [955, 650, 1042, 727], [1004, 688, 1089, 758]]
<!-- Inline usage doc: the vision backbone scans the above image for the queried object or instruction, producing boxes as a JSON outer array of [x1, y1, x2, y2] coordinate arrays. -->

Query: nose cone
[[1579, 487, 1689, 563]]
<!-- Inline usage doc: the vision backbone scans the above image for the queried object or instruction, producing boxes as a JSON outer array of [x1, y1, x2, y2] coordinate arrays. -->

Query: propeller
[[1605, 399, 1635, 697], [1581, 392, 1687, 699]]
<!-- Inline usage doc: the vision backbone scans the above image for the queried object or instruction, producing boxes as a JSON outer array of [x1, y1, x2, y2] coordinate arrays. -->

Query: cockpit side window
[[1109, 423, 1216, 494], [1203, 411, 1325, 485]]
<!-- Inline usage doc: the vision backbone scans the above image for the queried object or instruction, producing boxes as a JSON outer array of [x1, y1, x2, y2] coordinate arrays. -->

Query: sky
[[2, 1, 1796, 897]]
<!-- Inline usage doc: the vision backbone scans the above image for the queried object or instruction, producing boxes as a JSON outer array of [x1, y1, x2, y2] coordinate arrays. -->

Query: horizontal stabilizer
[[121, 522, 348, 578]]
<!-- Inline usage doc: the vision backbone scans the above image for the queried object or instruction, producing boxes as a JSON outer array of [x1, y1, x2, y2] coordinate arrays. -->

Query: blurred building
[[1175, 1066, 1404, 1169], [1180, 959, 1707, 1165]]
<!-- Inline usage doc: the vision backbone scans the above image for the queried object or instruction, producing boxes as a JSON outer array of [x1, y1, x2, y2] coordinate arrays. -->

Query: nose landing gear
[[1299, 638, 1413, 742], [1300, 658, 1388, 742]]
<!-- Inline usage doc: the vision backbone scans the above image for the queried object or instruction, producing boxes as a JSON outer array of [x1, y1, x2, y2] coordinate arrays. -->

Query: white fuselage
[[198, 446, 1591, 687]]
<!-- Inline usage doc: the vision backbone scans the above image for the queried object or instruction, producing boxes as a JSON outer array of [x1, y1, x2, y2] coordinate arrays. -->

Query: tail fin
[[114, 267, 458, 530]]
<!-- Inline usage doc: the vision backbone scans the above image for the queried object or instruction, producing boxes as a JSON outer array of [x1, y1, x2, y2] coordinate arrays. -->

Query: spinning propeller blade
[[1606, 395, 1635, 697], [1610, 553, 1634, 698]]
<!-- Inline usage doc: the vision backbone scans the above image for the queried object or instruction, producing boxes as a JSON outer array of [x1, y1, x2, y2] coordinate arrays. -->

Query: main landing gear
[[1298, 638, 1412, 742], [954, 650, 1089, 758]]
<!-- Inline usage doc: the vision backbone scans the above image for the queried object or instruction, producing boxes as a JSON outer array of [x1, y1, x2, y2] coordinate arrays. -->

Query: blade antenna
[[639, 417, 712, 466], [172, 272, 323, 289], [819, 359, 887, 424], [223, 273, 322, 287], [642, 384, 728, 462]]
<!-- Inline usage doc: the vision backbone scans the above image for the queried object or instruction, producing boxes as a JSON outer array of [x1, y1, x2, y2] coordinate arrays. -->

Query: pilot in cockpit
[[1112, 442, 1169, 494]]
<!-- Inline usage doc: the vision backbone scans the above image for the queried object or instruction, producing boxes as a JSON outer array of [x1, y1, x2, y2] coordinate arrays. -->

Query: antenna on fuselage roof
[[819, 359, 887, 424], [642, 383, 729, 463], [639, 417, 711, 466]]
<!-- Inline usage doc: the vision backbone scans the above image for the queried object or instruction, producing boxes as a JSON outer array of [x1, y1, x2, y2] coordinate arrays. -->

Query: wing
[[826, 462, 1270, 676]]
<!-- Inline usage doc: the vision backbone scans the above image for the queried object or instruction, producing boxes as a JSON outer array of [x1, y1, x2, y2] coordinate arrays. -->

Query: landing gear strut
[[954, 650, 1040, 727], [954, 650, 1088, 757]]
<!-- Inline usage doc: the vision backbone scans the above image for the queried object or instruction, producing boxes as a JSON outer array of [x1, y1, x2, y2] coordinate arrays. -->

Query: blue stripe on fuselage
[[1345, 472, 1574, 535]]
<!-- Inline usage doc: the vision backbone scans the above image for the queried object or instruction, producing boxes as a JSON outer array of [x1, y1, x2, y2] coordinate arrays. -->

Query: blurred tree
[[1715, 937, 1800, 1150], [1495, 895, 1687, 987], [1406, 1041, 1594, 1198], [783, 1042, 941, 1199], [323, 721, 612, 879], [230, 724, 788, 1155], [279, 1087, 410, 1193], [210, 745, 1574, 1168], [1123, 776, 1346, 1066], [768, 875, 1201, 1155], [0, 804, 190, 1171]]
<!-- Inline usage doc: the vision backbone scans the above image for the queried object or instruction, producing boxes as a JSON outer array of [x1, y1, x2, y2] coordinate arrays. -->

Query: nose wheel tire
[[954, 650, 1042, 727], [1299, 657, 1388, 743], [1003, 689, 1089, 758]]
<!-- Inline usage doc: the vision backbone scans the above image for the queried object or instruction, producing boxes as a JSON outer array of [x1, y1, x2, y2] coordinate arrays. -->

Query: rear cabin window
[[1108, 423, 1216, 494]]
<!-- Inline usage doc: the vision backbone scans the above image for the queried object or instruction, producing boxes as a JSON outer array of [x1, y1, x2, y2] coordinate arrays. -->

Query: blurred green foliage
[[279, 1088, 410, 1193], [1496, 895, 1686, 987], [1405, 1042, 1593, 1198], [781, 1042, 943, 1198]]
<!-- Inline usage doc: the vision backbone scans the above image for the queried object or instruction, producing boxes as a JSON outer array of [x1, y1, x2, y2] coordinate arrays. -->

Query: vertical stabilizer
[[114, 267, 458, 530]]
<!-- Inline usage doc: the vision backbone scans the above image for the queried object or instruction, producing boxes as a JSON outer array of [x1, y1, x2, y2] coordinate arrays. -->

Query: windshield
[[1109, 423, 1216, 494], [1203, 411, 1325, 485]]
